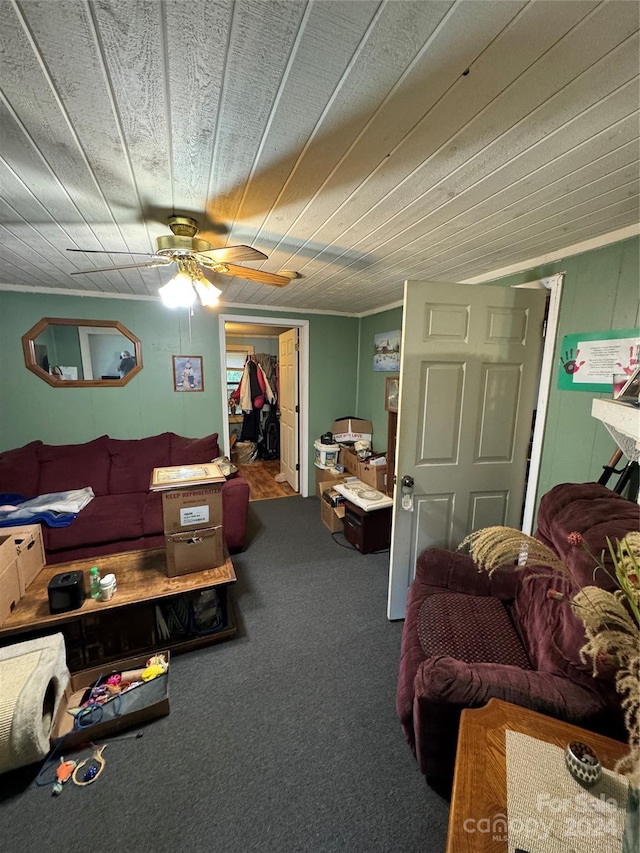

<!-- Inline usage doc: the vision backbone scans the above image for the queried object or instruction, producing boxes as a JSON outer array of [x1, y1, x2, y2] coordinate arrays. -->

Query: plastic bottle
[[89, 566, 101, 599]]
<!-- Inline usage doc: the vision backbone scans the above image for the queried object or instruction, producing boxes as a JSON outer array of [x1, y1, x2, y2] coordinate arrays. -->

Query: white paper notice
[[180, 505, 210, 526], [572, 337, 639, 384]]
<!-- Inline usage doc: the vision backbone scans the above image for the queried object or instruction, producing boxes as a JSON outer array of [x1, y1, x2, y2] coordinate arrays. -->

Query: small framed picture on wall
[[173, 355, 204, 392], [374, 330, 401, 372], [385, 376, 399, 412]]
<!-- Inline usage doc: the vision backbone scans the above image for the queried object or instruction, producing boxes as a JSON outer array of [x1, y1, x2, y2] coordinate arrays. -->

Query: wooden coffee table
[[0, 548, 237, 669], [446, 698, 630, 852]]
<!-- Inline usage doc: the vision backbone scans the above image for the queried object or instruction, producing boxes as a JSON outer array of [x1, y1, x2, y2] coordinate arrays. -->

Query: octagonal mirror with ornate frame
[[22, 318, 142, 387]]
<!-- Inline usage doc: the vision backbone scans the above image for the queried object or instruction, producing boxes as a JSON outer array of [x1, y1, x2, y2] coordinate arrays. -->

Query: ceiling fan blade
[[67, 248, 160, 257], [70, 259, 173, 275], [208, 262, 291, 287], [196, 245, 268, 263]]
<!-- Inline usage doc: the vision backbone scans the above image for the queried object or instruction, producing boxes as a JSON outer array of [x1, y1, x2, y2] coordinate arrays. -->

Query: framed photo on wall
[[173, 355, 204, 392], [374, 330, 400, 372], [385, 376, 399, 413]]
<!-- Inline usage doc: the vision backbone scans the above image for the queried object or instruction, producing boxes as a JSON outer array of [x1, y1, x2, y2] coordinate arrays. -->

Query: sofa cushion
[[107, 433, 172, 494], [44, 493, 147, 551], [37, 436, 110, 496], [169, 433, 219, 466], [142, 491, 163, 536], [417, 593, 532, 669], [513, 569, 610, 687], [0, 440, 43, 497]]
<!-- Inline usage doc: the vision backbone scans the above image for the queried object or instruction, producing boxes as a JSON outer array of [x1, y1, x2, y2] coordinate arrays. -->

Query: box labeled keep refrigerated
[[150, 464, 225, 534], [161, 486, 223, 533], [165, 525, 224, 577], [0, 524, 45, 594], [331, 417, 373, 444], [51, 650, 170, 749]]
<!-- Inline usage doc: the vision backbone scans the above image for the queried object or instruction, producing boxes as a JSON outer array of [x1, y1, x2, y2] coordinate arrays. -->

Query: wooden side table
[[446, 698, 629, 852]]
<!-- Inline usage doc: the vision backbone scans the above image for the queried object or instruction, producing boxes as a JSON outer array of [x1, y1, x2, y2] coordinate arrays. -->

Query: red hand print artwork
[[615, 345, 639, 376], [560, 348, 585, 375]]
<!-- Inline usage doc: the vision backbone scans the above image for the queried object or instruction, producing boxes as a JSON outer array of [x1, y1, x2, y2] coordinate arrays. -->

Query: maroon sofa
[[396, 482, 639, 796], [0, 432, 250, 564]]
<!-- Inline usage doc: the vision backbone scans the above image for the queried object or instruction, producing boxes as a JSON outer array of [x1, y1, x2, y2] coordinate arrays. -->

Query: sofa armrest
[[415, 656, 615, 723], [221, 476, 250, 551], [409, 655, 621, 779], [413, 548, 518, 600]]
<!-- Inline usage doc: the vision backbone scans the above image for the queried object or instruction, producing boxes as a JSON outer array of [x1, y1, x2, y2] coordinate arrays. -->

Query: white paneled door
[[279, 328, 299, 492], [387, 281, 547, 620]]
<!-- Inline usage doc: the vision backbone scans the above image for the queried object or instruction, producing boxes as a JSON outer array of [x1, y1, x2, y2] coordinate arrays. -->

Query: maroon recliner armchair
[[396, 482, 638, 796]]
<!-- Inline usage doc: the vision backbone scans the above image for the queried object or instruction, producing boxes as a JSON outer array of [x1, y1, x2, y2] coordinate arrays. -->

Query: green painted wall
[[0, 291, 359, 494], [356, 307, 403, 452], [2, 237, 637, 499], [478, 236, 639, 505], [354, 237, 638, 512]]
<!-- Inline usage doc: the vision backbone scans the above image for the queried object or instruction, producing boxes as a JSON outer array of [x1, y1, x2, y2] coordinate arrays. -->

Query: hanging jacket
[[231, 360, 254, 412], [257, 363, 276, 406], [231, 357, 276, 412]]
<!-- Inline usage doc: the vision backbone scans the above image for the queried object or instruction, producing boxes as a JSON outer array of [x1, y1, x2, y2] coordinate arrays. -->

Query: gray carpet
[[0, 496, 449, 852]]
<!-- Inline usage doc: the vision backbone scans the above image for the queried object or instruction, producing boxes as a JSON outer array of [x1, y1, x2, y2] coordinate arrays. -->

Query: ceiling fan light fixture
[[194, 277, 222, 307], [159, 270, 196, 307]]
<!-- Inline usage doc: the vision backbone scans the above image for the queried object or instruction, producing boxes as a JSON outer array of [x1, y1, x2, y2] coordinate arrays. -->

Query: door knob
[[400, 475, 414, 511]]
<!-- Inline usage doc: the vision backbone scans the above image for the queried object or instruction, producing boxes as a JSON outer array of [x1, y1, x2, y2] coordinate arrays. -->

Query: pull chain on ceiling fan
[[67, 215, 298, 306]]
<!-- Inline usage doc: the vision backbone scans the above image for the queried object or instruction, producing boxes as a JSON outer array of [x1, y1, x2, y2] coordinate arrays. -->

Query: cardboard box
[[0, 534, 16, 573], [321, 494, 346, 532], [315, 466, 348, 497], [0, 547, 20, 627], [358, 460, 388, 492], [322, 487, 345, 508], [339, 446, 360, 475], [151, 463, 225, 533], [161, 485, 223, 534], [165, 525, 224, 577], [332, 417, 373, 443], [51, 651, 170, 748], [0, 524, 45, 594]]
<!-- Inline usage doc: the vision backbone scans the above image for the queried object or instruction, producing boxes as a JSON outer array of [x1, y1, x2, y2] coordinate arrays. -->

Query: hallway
[[236, 459, 297, 501]]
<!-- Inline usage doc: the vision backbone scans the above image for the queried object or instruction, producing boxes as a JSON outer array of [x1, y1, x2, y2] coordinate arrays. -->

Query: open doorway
[[218, 314, 310, 500], [514, 273, 564, 533]]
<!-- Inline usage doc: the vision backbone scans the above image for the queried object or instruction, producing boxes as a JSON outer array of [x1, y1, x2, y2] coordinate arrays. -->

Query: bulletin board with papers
[[557, 327, 639, 392]]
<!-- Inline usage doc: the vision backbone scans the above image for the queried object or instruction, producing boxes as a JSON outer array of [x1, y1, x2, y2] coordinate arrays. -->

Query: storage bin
[[314, 439, 340, 469]]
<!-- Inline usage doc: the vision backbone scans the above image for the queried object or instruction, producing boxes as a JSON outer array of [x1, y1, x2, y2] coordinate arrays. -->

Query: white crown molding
[[1, 224, 637, 316], [357, 299, 404, 317], [0, 284, 360, 317], [0, 284, 159, 301], [460, 224, 639, 285]]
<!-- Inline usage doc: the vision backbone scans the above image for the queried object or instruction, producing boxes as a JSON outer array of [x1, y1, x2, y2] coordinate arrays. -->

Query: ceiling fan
[[67, 215, 296, 290]]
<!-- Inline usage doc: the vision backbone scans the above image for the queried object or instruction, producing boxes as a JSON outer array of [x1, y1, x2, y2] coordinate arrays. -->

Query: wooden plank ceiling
[[0, 0, 638, 314]]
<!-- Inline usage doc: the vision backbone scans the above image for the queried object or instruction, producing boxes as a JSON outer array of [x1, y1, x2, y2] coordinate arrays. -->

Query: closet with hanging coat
[[230, 354, 279, 457]]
